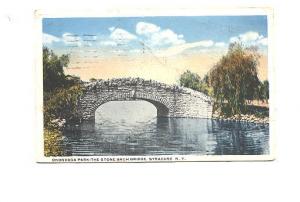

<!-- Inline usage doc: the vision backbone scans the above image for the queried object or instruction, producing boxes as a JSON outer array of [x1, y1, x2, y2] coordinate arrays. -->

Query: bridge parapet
[[79, 77, 213, 121], [83, 78, 212, 103]]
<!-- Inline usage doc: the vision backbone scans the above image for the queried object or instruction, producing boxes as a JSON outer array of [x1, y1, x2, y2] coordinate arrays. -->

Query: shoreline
[[212, 113, 269, 124]]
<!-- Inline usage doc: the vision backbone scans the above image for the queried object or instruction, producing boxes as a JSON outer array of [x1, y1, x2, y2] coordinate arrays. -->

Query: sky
[[43, 16, 268, 84]]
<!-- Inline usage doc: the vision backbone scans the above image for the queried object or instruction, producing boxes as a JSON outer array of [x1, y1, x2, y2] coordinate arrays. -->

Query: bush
[[44, 84, 83, 127], [44, 129, 64, 156]]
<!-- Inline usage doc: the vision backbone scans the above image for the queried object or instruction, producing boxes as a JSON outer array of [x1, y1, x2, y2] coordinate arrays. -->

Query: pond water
[[62, 101, 269, 156]]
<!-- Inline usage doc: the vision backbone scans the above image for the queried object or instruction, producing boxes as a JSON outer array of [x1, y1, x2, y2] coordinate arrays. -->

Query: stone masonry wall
[[78, 78, 213, 121]]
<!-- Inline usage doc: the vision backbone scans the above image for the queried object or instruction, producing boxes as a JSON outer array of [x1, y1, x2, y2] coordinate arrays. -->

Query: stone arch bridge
[[78, 78, 213, 121]]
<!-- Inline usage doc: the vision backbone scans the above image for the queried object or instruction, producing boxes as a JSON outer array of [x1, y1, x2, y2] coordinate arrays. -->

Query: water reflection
[[211, 121, 269, 155], [62, 101, 269, 156]]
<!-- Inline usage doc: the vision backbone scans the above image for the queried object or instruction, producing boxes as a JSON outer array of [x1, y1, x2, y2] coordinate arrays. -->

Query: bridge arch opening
[[95, 100, 156, 124], [93, 99, 170, 124]]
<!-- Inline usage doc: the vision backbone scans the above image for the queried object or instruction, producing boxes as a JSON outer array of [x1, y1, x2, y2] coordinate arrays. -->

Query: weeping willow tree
[[209, 43, 261, 115]]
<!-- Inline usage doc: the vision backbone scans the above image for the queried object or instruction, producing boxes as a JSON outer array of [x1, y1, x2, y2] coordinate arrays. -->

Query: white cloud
[[99, 40, 117, 46], [109, 28, 137, 43], [155, 40, 214, 57], [258, 37, 268, 46], [136, 22, 161, 35], [62, 32, 75, 43], [150, 29, 185, 46], [62, 32, 82, 47], [43, 33, 60, 44], [215, 42, 226, 47], [229, 31, 268, 46], [82, 35, 97, 41], [129, 49, 142, 54], [240, 31, 262, 42], [229, 36, 239, 43], [198, 49, 209, 53], [195, 40, 214, 47], [84, 42, 93, 47], [136, 22, 185, 47], [109, 27, 116, 32]]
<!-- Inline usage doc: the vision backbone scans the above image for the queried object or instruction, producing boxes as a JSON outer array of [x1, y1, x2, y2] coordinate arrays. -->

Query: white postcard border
[[35, 7, 275, 163]]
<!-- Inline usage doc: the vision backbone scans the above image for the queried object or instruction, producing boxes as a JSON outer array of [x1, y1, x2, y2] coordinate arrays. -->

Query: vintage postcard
[[35, 8, 275, 162]]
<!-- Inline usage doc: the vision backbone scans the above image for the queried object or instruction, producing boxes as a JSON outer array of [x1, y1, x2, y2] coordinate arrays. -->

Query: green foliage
[[43, 47, 83, 126], [245, 105, 269, 118], [179, 70, 201, 90], [44, 129, 64, 156], [208, 43, 261, 115], [44, 84, 83, 127], [257, 80, 269, 103], [43, 47, 70, 92], [65, 75, 82, 86], [179, 70, 212, 95], [43, 47, 83, 156], [89, 78, 98, 82]]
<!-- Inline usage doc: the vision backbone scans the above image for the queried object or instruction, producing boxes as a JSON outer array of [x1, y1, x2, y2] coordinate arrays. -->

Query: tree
[[263, 80, 269, 103], [208, 43, 261, 115], [43, 47, 83, 156], [179, 70, 201, 91], [257, 80, 269, 103], [43, 47, 70, 92], [89, 78, 98, 82], [179, 70, 212, 95], [199, 74, 213, 96], [43, 47, 83, 125]]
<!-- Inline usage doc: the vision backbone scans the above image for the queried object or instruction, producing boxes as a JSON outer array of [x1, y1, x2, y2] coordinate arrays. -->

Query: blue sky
[[43, 16, 268, 56], [42, 16, 269, 83], [43, 16, 267, 44]]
